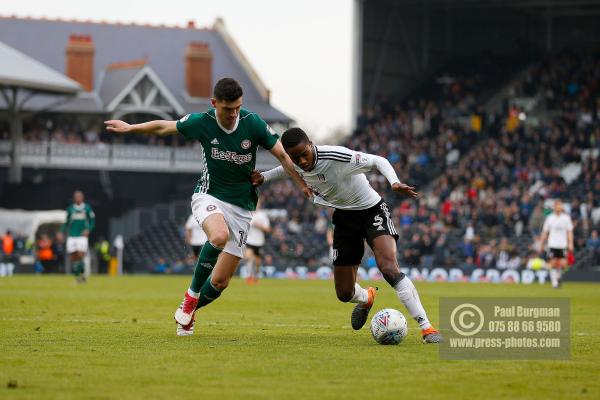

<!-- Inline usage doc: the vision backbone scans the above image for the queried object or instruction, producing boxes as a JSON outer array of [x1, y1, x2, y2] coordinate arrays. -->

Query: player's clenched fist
[[251, 170, 265, 186]]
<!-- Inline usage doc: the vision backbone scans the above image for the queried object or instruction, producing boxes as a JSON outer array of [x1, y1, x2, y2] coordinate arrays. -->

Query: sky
[[3, 0, 353, 140]]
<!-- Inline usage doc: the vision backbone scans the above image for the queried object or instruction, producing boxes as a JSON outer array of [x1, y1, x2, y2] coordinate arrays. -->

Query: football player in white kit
[[539, 200, 574, 288], [252, 128, 442, 343]]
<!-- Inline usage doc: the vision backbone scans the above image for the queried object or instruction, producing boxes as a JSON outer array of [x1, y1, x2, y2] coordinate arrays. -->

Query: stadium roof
[[0, 40, 80, 95], [0, 16, 291, 122]]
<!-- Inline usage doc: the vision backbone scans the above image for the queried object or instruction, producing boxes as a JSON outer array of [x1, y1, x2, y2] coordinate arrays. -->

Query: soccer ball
[[370, 308, 408, 345]]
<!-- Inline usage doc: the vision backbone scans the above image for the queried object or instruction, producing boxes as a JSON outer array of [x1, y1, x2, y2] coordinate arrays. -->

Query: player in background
[[105, 78, 311, 336], [539, 200, 574, 288], [244, 200, 271, 284], [185, 214, 207, 258], [58, 190, 95, 283], [252, 128, 442, 343]]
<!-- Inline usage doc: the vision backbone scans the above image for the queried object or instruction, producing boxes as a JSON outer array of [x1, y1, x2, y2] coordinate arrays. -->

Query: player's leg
[[175, 195, 251, 331], [244, 247, 256, 284], [195, 201, 252, 309], [548, 251, 561, 288], [176, 212, 228, 326], [67, 237, 85, 282], [370, 234, 441, 343], [334, 265, 377, 330], [175, 195, 229, 327], [333, 265, 358, 302], [253, 250, 262, 282], [331, 212, 376, 330], [195, 252, 241, 309]]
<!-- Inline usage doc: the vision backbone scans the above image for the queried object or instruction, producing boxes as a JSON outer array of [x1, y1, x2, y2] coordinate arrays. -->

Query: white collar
[[215, 110, 240, 134]]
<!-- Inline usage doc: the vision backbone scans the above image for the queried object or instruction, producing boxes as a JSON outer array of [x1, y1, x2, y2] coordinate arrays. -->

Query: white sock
[[550, 268, 559, 288], [394, 277, 432, 330], [187, 288, 200, 298], [349, 283, 369, 304]]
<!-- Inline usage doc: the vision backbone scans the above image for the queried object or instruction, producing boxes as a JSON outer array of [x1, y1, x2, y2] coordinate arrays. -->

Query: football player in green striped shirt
[[59, 190, 95, 283], [105, 78, 311, 336]]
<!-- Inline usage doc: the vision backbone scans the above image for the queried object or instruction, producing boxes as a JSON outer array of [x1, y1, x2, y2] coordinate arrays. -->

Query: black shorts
[[548, 248, 566, 259], [246, 244, 262, 256], [331, 199, 399, 266], [191, 245, 203, 258]]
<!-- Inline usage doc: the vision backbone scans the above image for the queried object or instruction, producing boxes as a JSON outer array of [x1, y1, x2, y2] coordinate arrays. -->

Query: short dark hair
[[281, 127, 310, 149], [213, 78, 243, 102]]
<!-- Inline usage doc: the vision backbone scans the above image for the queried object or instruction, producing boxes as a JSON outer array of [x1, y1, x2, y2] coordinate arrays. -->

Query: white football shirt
[[246, 210, 270, 247], [185, 214, 207, 246], [542, 212, 573, 249], [264, 145, 401, 210]]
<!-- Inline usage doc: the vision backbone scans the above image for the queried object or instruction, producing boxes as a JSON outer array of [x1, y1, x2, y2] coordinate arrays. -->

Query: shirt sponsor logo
[[241, 139, 251, 149], [211, 148, 252, 165], [72, 211, 87, 220]]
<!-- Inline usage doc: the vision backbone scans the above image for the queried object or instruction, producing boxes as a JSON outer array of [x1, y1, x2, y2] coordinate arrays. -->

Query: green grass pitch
[[1, 276, 599, 399]]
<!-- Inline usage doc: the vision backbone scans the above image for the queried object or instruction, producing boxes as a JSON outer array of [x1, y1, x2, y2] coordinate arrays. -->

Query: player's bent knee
[[210, 231, 229, 248], [336, 288, 354, 303]]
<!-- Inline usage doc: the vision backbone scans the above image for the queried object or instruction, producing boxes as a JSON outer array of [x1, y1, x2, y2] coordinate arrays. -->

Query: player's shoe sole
[[176, 304, 196, 336], [174, 292, 199, 326], [422, 327, 443, 343], [350, 286, 377, 330]]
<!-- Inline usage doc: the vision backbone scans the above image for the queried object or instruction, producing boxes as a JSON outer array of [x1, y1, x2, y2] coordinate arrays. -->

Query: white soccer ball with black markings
[[370, 308, 408, 345]]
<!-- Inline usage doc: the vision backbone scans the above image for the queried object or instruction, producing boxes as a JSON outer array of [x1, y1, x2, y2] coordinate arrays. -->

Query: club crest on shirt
[[241, 139, 251, 149], [317, 173, 326, 182]]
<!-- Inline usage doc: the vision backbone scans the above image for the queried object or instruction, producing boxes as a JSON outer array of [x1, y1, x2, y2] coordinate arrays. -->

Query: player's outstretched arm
[[354, 152, 419, 198], [104, 119, 178, 136], [269, 141, 313, 198]]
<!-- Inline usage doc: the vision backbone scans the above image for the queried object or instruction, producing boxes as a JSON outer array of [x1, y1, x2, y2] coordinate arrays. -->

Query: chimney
[[66, 34, 95, 91], [185, 42, 212, 98]]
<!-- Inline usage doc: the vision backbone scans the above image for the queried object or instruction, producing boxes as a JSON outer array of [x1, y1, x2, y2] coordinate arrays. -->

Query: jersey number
[[238, 230, 248, 247]]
